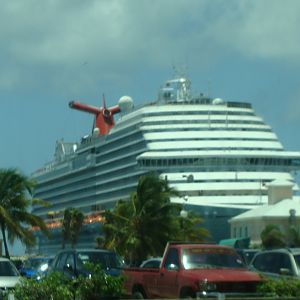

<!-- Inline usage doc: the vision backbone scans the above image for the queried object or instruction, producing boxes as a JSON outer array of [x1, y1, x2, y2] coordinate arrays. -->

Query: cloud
[[0, 0, 300, 92], [208, 1, 300, 61]]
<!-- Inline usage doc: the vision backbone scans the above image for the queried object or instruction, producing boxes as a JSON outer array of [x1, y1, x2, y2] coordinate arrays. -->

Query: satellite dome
[[93, 127, 100, 136], [119, 95, 134, 113], [212, 98, 225, 105]]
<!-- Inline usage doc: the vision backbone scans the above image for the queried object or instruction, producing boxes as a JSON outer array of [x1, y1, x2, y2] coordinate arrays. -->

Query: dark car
[[249, 248, 300, 279], [48, 249, 124, 279], [236, 249, 260, 266]]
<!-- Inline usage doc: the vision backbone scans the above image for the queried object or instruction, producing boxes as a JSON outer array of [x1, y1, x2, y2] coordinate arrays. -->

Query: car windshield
[[77, 252, 124, 269], [0, 261, 19, 276], [182, 248, 245, 270], [23, 258, 48, 269]]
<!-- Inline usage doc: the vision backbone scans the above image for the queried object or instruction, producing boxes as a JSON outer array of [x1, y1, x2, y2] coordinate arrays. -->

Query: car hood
[[186, 268, 261, 282], [0, 276, 21, 288], [20, 268, 38, 276]]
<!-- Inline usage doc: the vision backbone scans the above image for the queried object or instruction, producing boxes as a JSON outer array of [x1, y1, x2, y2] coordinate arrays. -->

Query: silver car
[[250, 248, 300, 279], [0, 257, 21, 298]]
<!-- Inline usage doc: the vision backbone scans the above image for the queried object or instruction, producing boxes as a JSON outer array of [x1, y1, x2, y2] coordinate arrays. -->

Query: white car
[[0, 257, 21, 297]]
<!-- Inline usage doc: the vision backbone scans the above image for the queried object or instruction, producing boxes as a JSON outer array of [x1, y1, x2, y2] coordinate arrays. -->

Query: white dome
[[93, 127, 100, 136], [212, 98, 225, 105], [119, 95, 134, 113]]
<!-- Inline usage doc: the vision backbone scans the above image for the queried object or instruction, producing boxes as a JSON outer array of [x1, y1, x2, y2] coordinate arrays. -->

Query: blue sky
[[1, 0, 300, 255]]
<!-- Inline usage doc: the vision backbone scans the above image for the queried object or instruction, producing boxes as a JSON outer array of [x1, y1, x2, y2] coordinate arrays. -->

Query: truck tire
[[132, 291, 145, 299], [180, 288, 196, 299]]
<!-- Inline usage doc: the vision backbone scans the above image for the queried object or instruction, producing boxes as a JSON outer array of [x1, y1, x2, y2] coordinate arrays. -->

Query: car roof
[[256, 248, 300, 255], [169, 243, 233, 250], [143, 257, 162, 262], [0, 257, 11, 262], [56, 248, 115, 254]]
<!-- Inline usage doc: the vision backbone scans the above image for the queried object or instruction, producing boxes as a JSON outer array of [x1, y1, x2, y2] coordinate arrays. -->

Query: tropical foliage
[[101, 172, 210, 265], [257, 277, 300, 298], [62, 207, 84, 248], [177, 211, 210, 242], [261, 224, 286, 249], [12, 272, 74, 300], [11, 264, 125, 300], [260, 224, 300, 249], [0, 168, 49, 258], [76, 262, 125, 299]]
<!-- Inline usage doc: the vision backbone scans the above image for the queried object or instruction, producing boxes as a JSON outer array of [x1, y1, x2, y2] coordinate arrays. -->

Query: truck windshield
[[182, 248, 245, 270]]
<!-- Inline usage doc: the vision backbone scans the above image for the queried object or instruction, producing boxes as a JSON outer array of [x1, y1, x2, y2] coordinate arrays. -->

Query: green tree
[[261, 224, 286, 249], [62, 208, 84, 248], [62, 208, 72, 249], [178, 211, 210, 242], [102, 172, 209, 265], [287, 225, 300, 247], [0, 168, 49, 258]]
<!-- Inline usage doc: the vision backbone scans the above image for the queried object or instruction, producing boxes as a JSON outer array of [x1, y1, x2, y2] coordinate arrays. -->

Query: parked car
[[10, 257, 26, 271], [19, 256, 53, 280], [139, 257, 162, 268], [236, 249, 260, 266], [249, 248, 300, 279], [0, 257, 21, 299], [48, 248, 124, 279]]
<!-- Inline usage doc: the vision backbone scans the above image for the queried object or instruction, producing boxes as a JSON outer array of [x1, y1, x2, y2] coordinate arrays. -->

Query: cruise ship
[[31, 76, 300, 254]]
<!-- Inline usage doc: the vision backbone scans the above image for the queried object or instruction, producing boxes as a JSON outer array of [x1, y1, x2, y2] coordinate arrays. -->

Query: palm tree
[[178, 211, 210, 242], [287, 225, 300, 247], [102, 172, 209, 265], [70, 209, 84, 248], [62, 208, 72, 249], [0, 168, 49, 258], [261, 224, 286, 249], [62, 208, 84, 248]]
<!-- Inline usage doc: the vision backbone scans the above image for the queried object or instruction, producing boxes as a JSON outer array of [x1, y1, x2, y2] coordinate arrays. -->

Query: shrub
[[257, 277, 300, 297], [75, 263, 125, 300], [7, 263, 124, 300], [10, 272, 74, 300]]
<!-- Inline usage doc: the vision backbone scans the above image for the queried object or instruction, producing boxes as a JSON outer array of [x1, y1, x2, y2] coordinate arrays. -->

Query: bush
[[8, 264, 125, 300], [257, 277, 300, 297], [75, 263, 125, 300], [11, 272, 74, 300]]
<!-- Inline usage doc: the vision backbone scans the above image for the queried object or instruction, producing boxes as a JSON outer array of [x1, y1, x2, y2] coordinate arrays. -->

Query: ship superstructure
[[31, 76, 300, 253]]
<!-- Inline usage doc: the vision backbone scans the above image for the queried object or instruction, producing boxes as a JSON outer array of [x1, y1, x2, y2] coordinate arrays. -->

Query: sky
[[1, 0, 300, 255], [1, 0, 300, 177]]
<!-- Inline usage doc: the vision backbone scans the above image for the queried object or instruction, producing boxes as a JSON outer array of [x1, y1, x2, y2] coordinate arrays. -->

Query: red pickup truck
[[123, 242, 263, 299]]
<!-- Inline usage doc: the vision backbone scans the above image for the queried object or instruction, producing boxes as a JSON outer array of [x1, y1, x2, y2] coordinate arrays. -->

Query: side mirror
[[279, 268, 292, 275]]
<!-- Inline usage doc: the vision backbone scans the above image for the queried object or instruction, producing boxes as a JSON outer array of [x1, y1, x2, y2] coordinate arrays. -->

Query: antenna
[[172, 63, 188, 78], [207, 79, 212, 97]]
